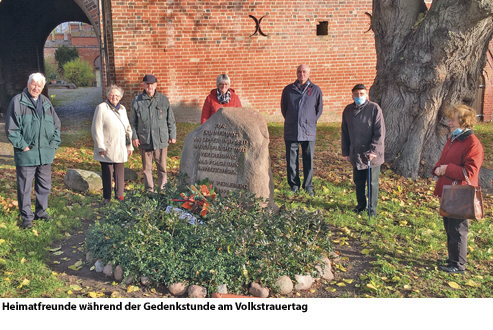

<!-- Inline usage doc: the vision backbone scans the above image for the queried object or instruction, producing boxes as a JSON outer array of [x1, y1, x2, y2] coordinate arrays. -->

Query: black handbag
[[439, 168, 483, 220]]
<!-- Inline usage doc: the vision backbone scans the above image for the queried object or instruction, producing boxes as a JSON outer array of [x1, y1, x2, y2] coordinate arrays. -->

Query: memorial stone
[[180, 107, 276, 208]]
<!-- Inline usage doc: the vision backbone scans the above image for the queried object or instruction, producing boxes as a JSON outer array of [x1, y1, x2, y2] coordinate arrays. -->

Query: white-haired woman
[[201, 74, 242, 124], [91, 85, 133, 204]]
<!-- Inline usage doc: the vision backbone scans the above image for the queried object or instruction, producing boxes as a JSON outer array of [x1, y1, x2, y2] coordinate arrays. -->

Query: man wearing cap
[[280, 64, 323, 196], [5, 73, 61, 228], [341, 84, 386, 216], [130, 74, 177, 192]]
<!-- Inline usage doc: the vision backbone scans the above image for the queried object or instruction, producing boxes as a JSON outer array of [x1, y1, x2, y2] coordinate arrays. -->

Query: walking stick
[[368, 159, 371, 221]]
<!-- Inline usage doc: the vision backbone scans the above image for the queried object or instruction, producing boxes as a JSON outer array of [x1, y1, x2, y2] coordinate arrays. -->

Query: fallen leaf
[[336, 282, 346, 287], [361, 249, 370, 255], [325, 287, 336, 292], [342, 279, 353, 284], [49, 247, 62, 252], [110, 291, 121, 298], [127, 285, 139, 293], [32, 229, 38, 236], [366, 283, 378, 291], [70, 285, 82, 291], [89, 266, 95, 271], [17, 278, 30, 289], [0, 239, 6, 245], [465, 280, 479, 287], [53, 251, 64, 256], [403, 284, 411, 290], [20, 258, 26, 264], [53, 261, 60, 264], [448, 282, 461, 289]]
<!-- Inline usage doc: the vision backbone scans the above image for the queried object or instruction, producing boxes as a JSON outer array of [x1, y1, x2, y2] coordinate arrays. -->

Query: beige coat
[[91, 101, 133, 163]]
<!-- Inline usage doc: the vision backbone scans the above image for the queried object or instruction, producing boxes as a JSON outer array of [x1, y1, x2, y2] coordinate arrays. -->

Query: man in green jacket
[[5, 73, 61, 228], [130, 74, 177, 192]]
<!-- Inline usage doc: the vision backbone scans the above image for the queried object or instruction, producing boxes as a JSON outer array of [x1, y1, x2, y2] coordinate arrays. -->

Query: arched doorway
[[0, 0, 101, 116], [44, 22, 102, 87]]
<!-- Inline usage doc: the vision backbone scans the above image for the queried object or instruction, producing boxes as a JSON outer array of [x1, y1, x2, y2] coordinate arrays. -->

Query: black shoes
[[439, 264, 465, 274], [23, 220, 33, 229], [23, 214, 54, 228], [35, 214, 54, 221], [352, 206, 377, 216], [352, 206, 366, 213], [306, 189, 315, 196], [290, 186, 299, 193]]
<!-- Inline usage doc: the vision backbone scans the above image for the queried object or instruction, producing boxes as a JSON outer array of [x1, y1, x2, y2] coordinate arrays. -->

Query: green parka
[[130, 90, 177, 150], [5, 89, 61, 166]]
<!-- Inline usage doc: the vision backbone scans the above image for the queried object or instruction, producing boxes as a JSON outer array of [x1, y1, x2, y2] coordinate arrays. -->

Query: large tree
[[370, 0, 493, 178]]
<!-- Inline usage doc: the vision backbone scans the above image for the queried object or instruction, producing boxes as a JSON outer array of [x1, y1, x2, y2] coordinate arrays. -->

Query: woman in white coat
[[91, 85, 133, 203]]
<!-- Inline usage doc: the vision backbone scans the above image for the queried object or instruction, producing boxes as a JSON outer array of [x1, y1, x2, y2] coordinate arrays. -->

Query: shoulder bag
[[439, 167, 483, 220]]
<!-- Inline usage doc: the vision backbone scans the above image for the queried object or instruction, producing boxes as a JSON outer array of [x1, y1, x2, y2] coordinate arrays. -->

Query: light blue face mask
[[354, 96, 367, 106], [452, 127, 463, 136]]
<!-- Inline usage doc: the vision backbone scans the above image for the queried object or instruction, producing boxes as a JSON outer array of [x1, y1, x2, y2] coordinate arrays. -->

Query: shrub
[[85, 181, 332, 295], [63, 59, 95, 87], [54, 45, 79, 71], [44, 60, 58, 81]]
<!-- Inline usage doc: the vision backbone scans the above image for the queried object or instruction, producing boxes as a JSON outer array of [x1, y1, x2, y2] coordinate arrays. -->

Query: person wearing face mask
[[432, 104, 483, 274], [341, 84, 385, 216]]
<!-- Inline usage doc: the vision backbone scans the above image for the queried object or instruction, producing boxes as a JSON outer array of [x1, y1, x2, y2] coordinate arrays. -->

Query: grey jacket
[[341, 100, 385, 170], [130, 90, 177, 150]]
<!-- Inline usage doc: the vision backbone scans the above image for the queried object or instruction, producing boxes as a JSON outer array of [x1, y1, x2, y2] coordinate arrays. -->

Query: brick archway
[[0, 0, 101, 116]]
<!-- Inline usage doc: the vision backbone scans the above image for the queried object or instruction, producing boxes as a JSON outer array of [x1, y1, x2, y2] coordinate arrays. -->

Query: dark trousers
[[285, 140, 315, 191], [16, 164, 52, 221], [353, 165, 380, 212], [443, 217, 469, 271], [100, 162, 125, 200]]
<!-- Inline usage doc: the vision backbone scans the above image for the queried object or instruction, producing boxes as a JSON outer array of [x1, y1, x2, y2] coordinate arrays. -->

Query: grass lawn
[[0, 120, 492, 297]]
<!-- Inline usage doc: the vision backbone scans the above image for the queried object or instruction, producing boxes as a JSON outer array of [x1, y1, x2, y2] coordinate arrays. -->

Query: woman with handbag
[[91, 85, 134, 204], [432, 104, 483, 274]]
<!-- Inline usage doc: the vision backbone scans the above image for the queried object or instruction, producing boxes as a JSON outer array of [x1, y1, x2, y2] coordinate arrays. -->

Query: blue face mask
[[452, 127, 463, 136], [354, 96, 367, 106]]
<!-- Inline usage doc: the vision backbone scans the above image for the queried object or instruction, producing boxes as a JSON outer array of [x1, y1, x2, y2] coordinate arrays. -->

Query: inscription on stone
[[191, 123, 249, 193], [179, 107, 274, 205]]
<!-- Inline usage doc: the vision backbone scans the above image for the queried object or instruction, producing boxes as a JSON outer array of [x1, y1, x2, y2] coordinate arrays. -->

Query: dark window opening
[[317, 21, 328, 36]]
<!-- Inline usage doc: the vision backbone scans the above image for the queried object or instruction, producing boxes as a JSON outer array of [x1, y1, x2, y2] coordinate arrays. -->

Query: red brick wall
[[108, 0, 376, 122], [72, 37, 99, 47]]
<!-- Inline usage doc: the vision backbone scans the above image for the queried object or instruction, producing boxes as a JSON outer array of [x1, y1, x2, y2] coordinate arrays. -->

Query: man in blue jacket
[[5, 73, 61, 228], [280, 64, 323, 195]]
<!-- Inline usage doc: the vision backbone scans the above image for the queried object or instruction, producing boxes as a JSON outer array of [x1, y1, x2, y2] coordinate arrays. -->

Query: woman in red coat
[[432, 104, 483, 274], [201, 74, 242, 124]]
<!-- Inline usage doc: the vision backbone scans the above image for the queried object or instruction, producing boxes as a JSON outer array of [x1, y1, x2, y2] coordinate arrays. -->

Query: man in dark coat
[[280, 64, 323, 195], [130, 74, 177, 192], [5, 73, 61, 228], [341, 84, 385, 216]]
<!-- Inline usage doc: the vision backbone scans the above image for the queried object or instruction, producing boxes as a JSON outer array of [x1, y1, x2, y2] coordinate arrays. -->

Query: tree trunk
[[370, 0, 493, 178]]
